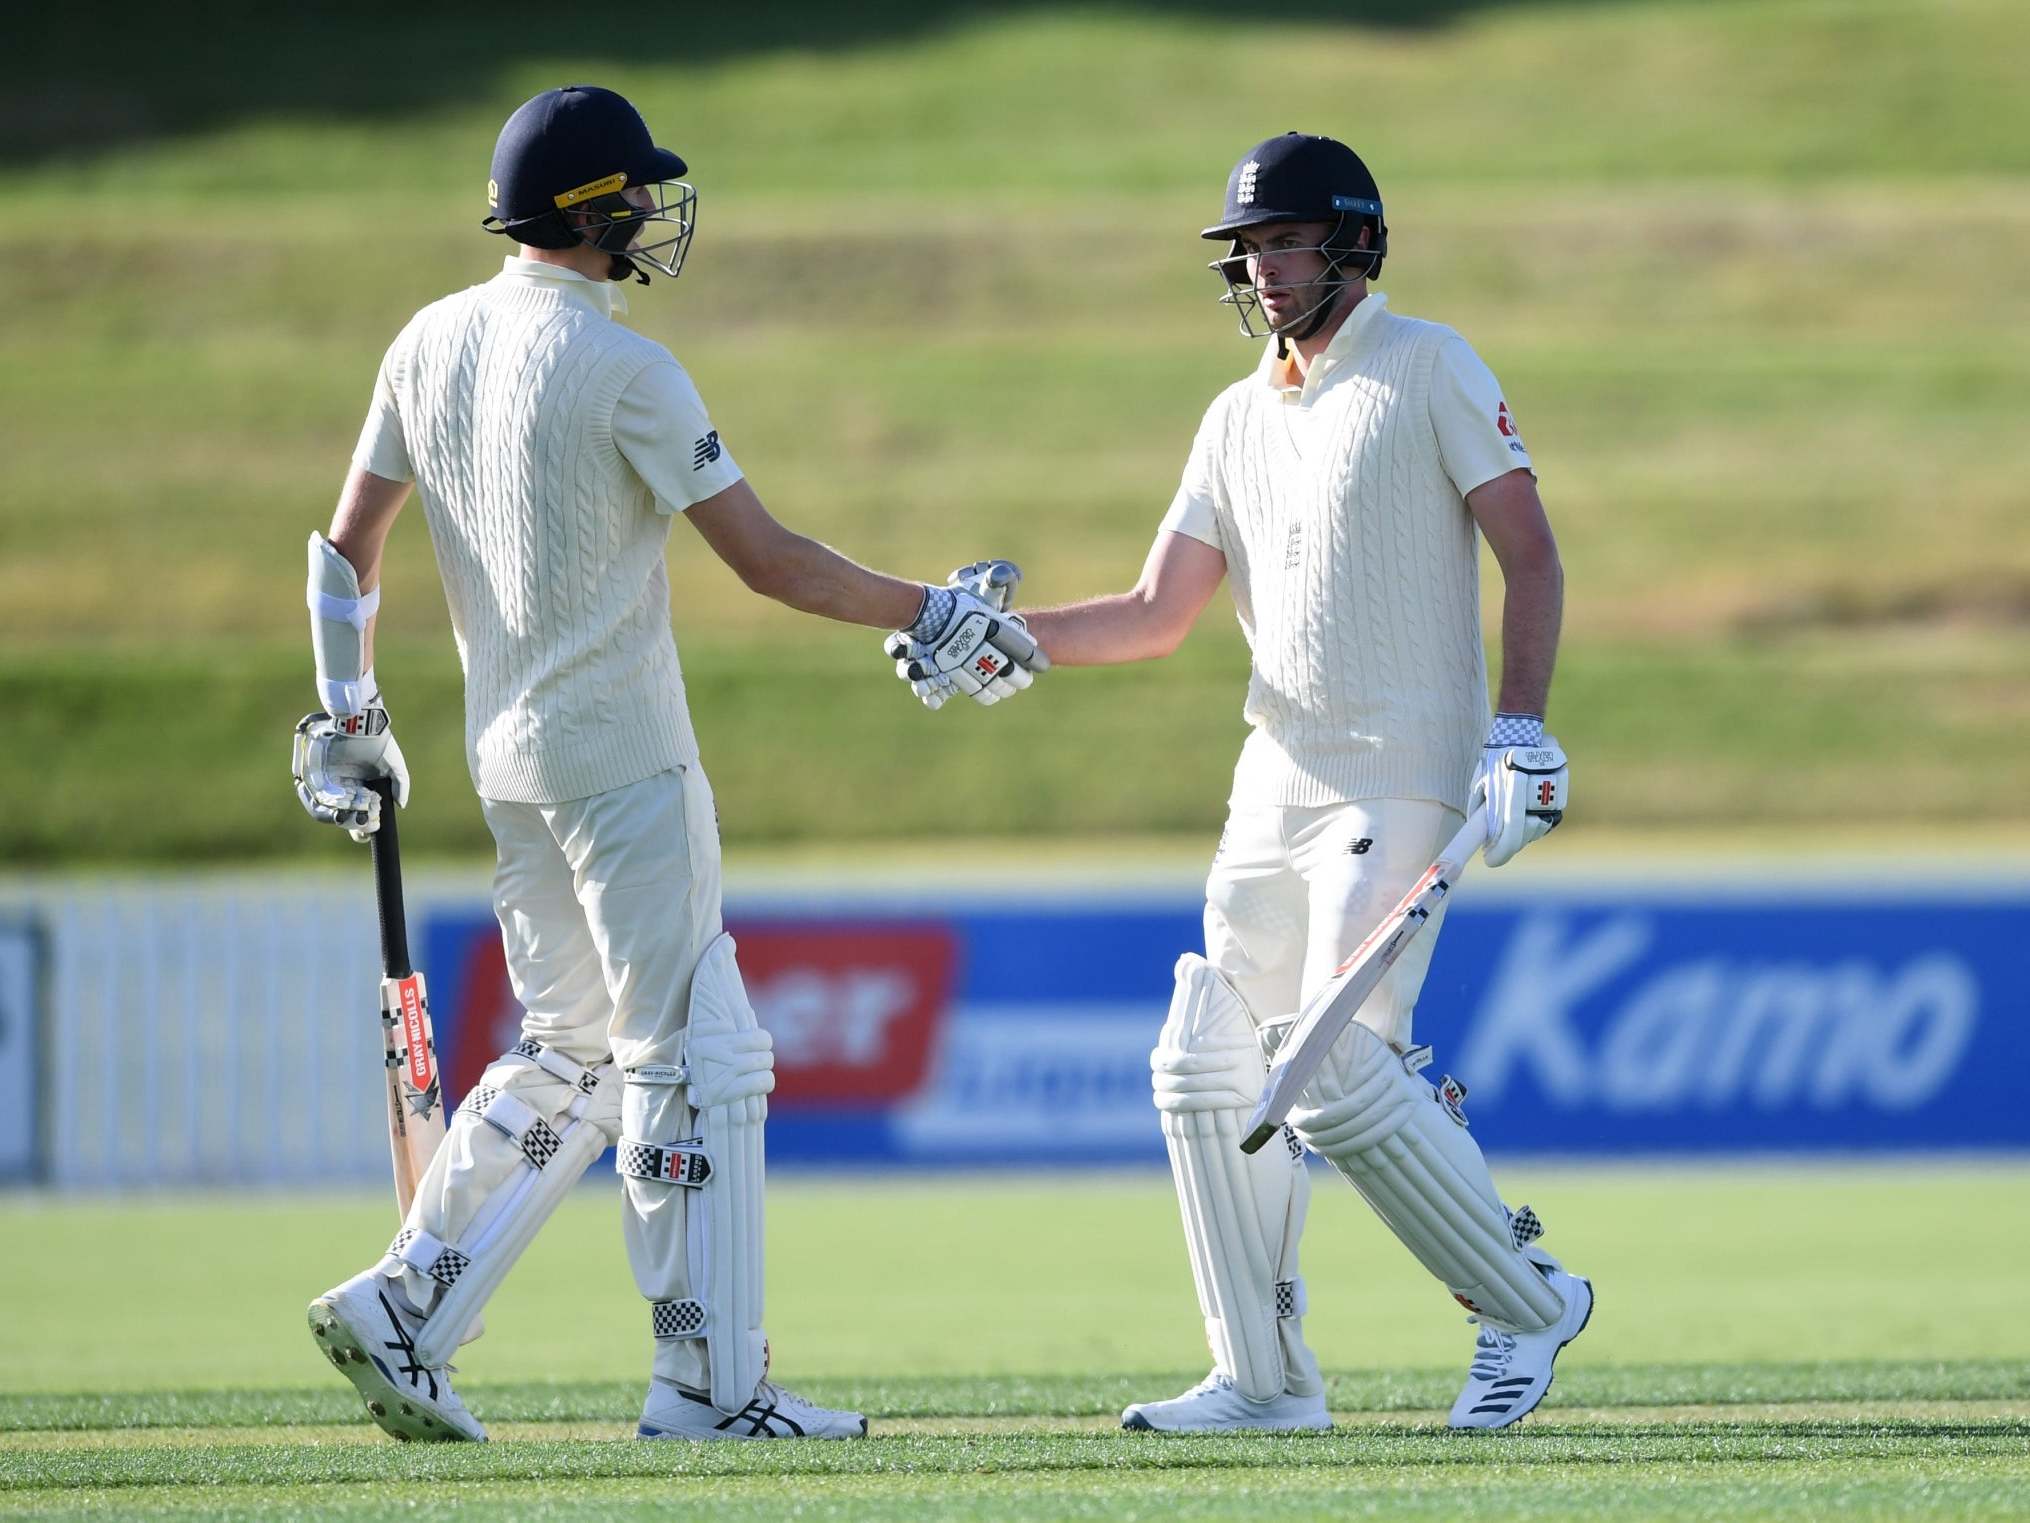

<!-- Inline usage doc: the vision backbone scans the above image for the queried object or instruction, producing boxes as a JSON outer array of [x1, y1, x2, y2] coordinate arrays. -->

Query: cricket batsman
[[290, 85, 1044, 1443], [911, 133, 1592, 1430]]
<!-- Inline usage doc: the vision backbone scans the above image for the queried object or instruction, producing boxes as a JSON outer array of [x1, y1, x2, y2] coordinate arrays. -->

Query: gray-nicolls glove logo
[[945, 620, 985, 661]]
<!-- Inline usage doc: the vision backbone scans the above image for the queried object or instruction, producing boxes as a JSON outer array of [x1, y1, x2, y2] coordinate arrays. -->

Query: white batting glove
[[938, 560, 1035, 702], [884, 619, 1029, 705], [887, 579, 1049, 708], [884, 630, 961, 709], [292, 694, 411, 842], [947, 559, 1024, 612], [1470, 713, 1567, 868]]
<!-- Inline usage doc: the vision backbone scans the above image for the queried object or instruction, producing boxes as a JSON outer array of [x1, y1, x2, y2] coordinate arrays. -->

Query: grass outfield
[[4, 1, 2029, 862], [2, 1169, 2027, 1518]]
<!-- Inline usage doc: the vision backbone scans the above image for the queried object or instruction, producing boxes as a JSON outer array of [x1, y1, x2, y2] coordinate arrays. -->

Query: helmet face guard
[[1209, 212, 1381, 340], [578, 178, 698, 281]]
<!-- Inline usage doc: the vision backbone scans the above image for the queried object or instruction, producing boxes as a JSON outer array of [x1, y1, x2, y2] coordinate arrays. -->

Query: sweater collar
[[499, 256, 630, 319], [1259, 289, 1389, 399]]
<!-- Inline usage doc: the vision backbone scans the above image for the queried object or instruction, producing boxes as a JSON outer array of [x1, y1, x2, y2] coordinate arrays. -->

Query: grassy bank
[[4, 1, 2025, 859]]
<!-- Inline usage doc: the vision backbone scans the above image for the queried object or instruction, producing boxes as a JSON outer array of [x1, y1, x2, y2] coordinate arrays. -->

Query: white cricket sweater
[[355, 261, 742, 803], [1162, 293, 1533, 811]]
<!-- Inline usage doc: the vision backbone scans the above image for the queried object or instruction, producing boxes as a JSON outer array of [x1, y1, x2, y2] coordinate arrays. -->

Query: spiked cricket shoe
[[1121, 1371, 1331, 1433], [1447, 1268, 1594, 1429], [637, 1377, 868, 1440], [307, 1269, 486, 1442]]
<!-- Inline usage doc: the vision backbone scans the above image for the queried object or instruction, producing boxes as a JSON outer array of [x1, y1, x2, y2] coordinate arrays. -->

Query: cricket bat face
[[1240, 809, 1488, 1154], [380, 971, 445, 1215]]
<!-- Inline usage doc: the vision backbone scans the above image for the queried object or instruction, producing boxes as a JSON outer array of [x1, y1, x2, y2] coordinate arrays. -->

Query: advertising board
[[421, 888, 2030, 1164], [0, 918, 47, 1183]]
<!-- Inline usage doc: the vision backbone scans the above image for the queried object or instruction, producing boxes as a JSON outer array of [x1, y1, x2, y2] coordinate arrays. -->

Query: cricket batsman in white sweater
[[289, 85, 1044, 1444], [939, 133, 1591, 1431]]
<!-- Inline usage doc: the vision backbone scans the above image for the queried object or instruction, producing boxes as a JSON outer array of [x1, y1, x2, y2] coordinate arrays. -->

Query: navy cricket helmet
[[482, 86, 696, 284], [1202, 132, 1387, 340]]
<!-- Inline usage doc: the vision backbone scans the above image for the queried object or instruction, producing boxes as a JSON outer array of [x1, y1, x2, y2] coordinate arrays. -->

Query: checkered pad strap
[[617, 1138, 713, 1187], [457, 1084, 564, 1169], [651, 1298, 707, 1340], [1275, 1277, 1307, 1319], [1508, 1205, 1545, 1250], [509, 1038, 604, 1096], [389, 1226, 471, 1289]]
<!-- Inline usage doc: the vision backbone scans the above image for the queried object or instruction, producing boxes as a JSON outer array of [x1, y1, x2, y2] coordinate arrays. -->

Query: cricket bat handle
[[953, 559, 1022, 613], [366, 778, 412, 980]]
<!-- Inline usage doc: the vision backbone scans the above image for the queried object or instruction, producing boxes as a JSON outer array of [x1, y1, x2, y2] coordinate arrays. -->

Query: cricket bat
[[365, 777, 446, 1214], [366, 778, 484, 1345], [1239, 807, 1487, 1154]]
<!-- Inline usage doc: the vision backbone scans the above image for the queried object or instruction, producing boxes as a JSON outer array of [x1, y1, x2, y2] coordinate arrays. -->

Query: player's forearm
[[326, 468, 409, 594], [1022, 592, 1186, 666], [1493, 546, 1563, 717], [752, 532, 926, 629]]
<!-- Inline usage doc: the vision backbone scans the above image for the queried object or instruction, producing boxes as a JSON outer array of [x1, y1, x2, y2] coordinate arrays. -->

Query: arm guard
[[307, 531, 380, 718]]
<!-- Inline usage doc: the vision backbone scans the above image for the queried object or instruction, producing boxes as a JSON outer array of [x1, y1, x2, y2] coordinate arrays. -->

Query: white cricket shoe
[[307, 1268, 486, 1443], [637, 1377, 868, 1440], [1121, 1371, 1331, 1433], [1447, 1268, 1594, 1430]]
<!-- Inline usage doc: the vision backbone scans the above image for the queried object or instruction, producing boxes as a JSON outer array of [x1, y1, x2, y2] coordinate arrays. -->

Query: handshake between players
[[882, 559, 1050, 711]]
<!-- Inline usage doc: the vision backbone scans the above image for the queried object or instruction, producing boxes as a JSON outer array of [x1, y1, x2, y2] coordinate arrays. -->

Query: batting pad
[[1289, 1022, 1564, 1332], [622, 932, 774, 1415], [397, 1041, 622, 1368], [1151, 955, 1323, 1402]]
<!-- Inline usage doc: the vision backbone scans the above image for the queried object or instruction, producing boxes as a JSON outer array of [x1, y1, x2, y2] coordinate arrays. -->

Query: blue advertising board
[[0, 917, 46, 1183], [422, 885, 2030, 1166]]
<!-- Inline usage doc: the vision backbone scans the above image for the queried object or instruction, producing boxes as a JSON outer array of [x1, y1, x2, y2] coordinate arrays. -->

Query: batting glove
[[889, 582, 1048, 708], [884, 629, 962, 710], [292, 696, 410, 842], [1470, 713, 1567, 868]]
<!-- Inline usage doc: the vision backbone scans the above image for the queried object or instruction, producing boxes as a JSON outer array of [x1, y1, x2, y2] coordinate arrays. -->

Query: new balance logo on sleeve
[[692, 431, 721, 469]]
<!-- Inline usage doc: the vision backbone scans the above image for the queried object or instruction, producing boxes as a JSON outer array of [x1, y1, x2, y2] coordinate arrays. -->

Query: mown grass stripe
[[5, 1361, 2024, 1434], [2, 1460, 2028, 1523], [4, 1421, 2028, 1494]]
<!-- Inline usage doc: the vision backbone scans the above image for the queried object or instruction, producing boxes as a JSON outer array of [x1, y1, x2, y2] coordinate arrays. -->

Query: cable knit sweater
[[1161, 293, 1534, 810], [354, 261, 742, 803]]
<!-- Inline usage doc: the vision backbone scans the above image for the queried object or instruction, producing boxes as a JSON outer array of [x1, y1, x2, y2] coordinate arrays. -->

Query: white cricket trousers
[[480, 765, 723, 1070], [1204, 796, 1465, 1046], [480, 763, 724, 1388]]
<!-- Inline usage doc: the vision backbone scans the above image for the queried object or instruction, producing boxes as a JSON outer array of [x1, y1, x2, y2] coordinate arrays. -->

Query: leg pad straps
[[651, 1298, 707, 1340], [400, 1052, 622, 1369], [1151, 954, 1323, 1402], [620, 932, 774, 1415], [389, 1227, 471, 1290], [457, 1084, 564, 1170], [1290, 1021, 1565, 1332], [619, 1139, 713, 1187]]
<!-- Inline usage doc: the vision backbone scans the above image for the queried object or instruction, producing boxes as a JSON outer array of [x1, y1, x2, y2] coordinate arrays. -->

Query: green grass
[[5, 0, 2029, 861], [5, 1424, 2029, 1521], [1, 1170, 2027, 1517]]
